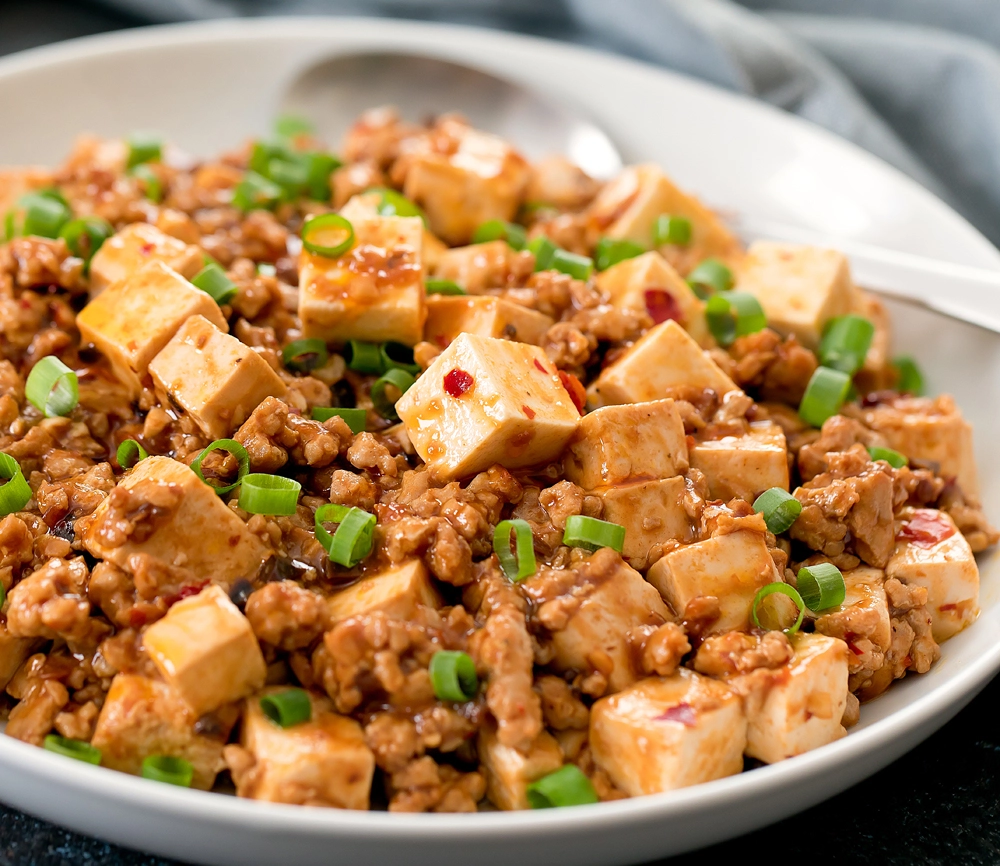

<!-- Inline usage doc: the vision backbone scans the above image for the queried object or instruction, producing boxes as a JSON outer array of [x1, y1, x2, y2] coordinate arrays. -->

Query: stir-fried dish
[[0, 109, 995, 811]]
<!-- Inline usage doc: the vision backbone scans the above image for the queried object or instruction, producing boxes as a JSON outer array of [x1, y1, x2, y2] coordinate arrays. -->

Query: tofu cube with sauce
[[339, 191, 448, 271], [588, 319, 740, 408], [646, 530, 780, 633], [431, 240, 524, 294], [395, 333, 580, 481], [424, 294, 553, 348], [148, 314, 287, 439], [590, 670, 746, 795], [88, 222, 204, 295], [887, 508, 979, 642], [142, 585, 266, 716], [326, 560, 441, 624], [814, 565, 892, 659], [478, 723, 564, 811], [563, 399, 688, 489], [299, 214, 426, 346], [593, 477, 692, 570], [91, 673, 228, 790], [77, 260, 228, 397], [689, 421, 789, 503], [83, 456, 269, 589], [234, 689, 374, 809]]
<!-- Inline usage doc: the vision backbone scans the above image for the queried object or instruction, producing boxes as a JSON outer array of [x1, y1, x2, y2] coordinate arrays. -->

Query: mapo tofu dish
[[0, 109, 995, 811]]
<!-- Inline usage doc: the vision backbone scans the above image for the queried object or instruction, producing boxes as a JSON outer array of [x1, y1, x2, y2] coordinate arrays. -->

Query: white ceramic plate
[[1, 17, 998, 866]]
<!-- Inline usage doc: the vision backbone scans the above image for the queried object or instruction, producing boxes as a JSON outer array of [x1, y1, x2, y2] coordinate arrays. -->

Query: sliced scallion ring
[[232, 170, 283, 212], [892, 356, 924, 396], [594, 237, 645, 271], [379, 342, 420, 376], [653, 214, 693, 247], [867, 446, 907, 468], [371, 368, 415, 421], [301, 213, 355, 258], [550, 249, 594, 281], [493, 519, 536, 582], [302, 152, 340, 201], [0, 452, 32, 515], [687, 258, 733, 294], [527, 765, 599, 809], [260, 689, 312, 728], [312, 407, 367, 434], [20, 193, 71, 239], [344, 340, 384, 375], [26, 356, 78, 418], [266, 157, 309, 198], [752, 488, 802, 535], [528, 235, 558, 271], [363, 186, 426, 223], [797, 562, 846, 612], [116, 439, 149, 470], [562, 515, 626, 554], [190, 439, 249, 495], [282, 338, 329, 373], [425, 279, 466, 296], [705, 292, 767, 346], [127, 132, 162, 168], [819, 315, 875, 375], [429, 650, 479, 702], [751, 582, 806, 635], [239, 473, 301, 515], [799, 366, 852, 428], [314, 503, 376, 567], [141, 755, 194, 787], [191, 262, 238, 305], [42, 734, 101, 765], [131, 163, 163, 203], [274, 114, 314, 139], [58, 216, 113, 269], [472, 219, 527, 251]]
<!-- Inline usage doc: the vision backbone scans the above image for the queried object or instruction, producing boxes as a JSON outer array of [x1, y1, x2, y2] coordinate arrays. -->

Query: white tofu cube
[[142, 585, 266, 716], [646, 530, 780, 633], [299, 214, 426, 346], [858, 292, 891, 377], [815, 565, 892, 657], [689, 421, 789, 503], [424, 295, 553, 348], [396, 333, 580, 481], [235, 689, 374, 809], [148, 314, 287, 439], [77, 260, 228, 397], [431, 240, 524, 294], [91, 673, 228, 790], [83, 456, 269, 589], [478, 724, 564, 811], [88, 222, 204, 295], [886, 508, 979, 642], [326, 560, 441, 623], [590, 670, 746, 795], [339, 191, 447, 270], [563, 399, 688, 489], [588, 319, 740, 408], [593, 477, 691, 570]]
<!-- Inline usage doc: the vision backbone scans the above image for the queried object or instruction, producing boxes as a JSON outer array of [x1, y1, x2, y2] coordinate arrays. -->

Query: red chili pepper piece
[[558, 370, 586, 414], [522, 404, 536, 419], [644, 288, 683, 325], [444, 368, 474, 397], [899, 509, 956, 549], [655, 703, 697, 727], [533, 359, 548, 374]]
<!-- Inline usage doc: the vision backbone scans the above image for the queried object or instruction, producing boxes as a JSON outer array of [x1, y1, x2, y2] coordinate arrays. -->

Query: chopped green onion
[[191, 262, 238, 305], [550, 249, 594, 281], [116, 439, 149, 470], [705, 292, 767, 346], [141, 755, 194, 787], [238, 474, 301, 515], [797, 562, 846, 612], [363, 187, 426, 223], [819, 315, 875, 375], [36, 188, 70, 208], [260, 689, 312, 728], [58, 216, 113, 268], [527, 765, 599, 809], [131, 163, 163, 203], [312, 406, 367, 434], [653, 214, 693, 247], [528, 236, 558, 271], [799, 366, 852, 428], [127, 132, 162, 169], [425, 278, 466, 296], [0, 453, 32, 515], [42, 734, 101, 765], [267, 157, 310, 198], [233, 170, 283, 212], [472, 219, 527, 251], [751, 583, 806, 635], [868, 446, 907, 468], [249, 139, 295, 177], [302, 152, 340, 201], [429, 650, 478, 702], [687, 258, 733, 295], [380, 342, 420, 376], [314, 503, 376, 567], [371, 368, 415, 421], [594, 237, 645, 271], [344, 340, 384, 375], [190, 438, 249, 495], [301, 213, 355, 258], [493, 519, 536, 582], [274, 114, 314, 139], [19, 193, 72, 239], [562, 515, 625, 554], [26, 356, 78, 418], [752, 488, 802, 535], [892, 356, 924, 396], [282, 338, 328, 373]]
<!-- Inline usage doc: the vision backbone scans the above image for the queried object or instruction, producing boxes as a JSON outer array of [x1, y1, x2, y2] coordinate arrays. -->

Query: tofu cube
[[424, 294, 553, 348], [77, 260, 228, 397], [588, 319, 740, 408], [299, 214, 426, 346], [814, 566, 891, 674], [326, 560, 441, 624], [91, 673, 228, 790], [735, 241, 859, 350], [396, 333, 580, 481], [595, 251, 710, 346], [593, 477, 692, 570], [148, 315, 287, 439], [83, 456, 269, 589], [858, 292, 891, 377], [478, 723, 564, 811], [647, 530, 780, 633], [431, 240, 524, 294], [235, 689, 374, 809], [142, 585, 266, 716], [689, 421, 789, 503], [88, 222, 204, 295], [886, 508, 979, 642], [339, 191, 447, 270], [563, 399, 688, 489], [590, 670, 746, 795]]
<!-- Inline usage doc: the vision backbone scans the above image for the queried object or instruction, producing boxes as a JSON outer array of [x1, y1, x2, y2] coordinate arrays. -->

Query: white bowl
[[0, 17, 998, 866]]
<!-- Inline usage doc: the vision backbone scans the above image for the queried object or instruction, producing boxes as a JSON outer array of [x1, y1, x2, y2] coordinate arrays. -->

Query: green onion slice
[[687, 258, 733, 295], [301, 213, 355, 258], [550, 249, 594, 281], [493, 519, 536, 582], [233, 170, 283, 212], [141, 755, 194, 787], [42, 734, 101, 765], [238, 473, 301, 515], [19, 193, 72, 239], [429, 650, 478, 702], [472, 219, 527, 251], [562, 515, 626, 554], [363, 186, 426, 223], [797, 562, 846, 612], [819, 315, 875, 375], [527, 765, 599, 809], [127, 132, 162, 168], [312, 406, 367, 434], [274, 114, 314, 138], [705, 292, 767, 346], [653, 214, 693, 247], [0, 453, 32, 515], [380, 342, 420, 376], [371, 368, 416, 421], [868, 446, 907, 468], [282, 338, 328, 373], [260, 689, 312, 728], [267, 157, 309, 198], [892, 356, 924, 396], [303, 152, 341, 201], [116, 439, 149, 470], [58, 216, 113, 267], [528, 236, 558, 271], [751, 582, 806, 635], [190, 438, 249, 495], [425, 278, 466, 296], [594, 237, 645, 271], [314, 503, 376, 567], [26, 356, 78, 418], [191, 262, 238, 305], [752, 488, 802, 535], [799, 366, 852, 428], [344, 340, 384, 375], [131, 163, 163, 204]]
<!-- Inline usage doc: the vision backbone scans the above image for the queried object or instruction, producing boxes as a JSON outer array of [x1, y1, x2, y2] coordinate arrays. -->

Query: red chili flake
[[444, 368, 474, 397], [140, 243, 155, 255], [939, 603, 958, 612], [644, 288, 683, 325], [558, 371, 586, 414], [522, 404, 536, 420], [533, 359, 548, 374], [655, 703, 697, 727], [846, 639, 864, 657], [165, 580, 209, 608], [128, 608, 149, 629], [899, 509, 956, 549]]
